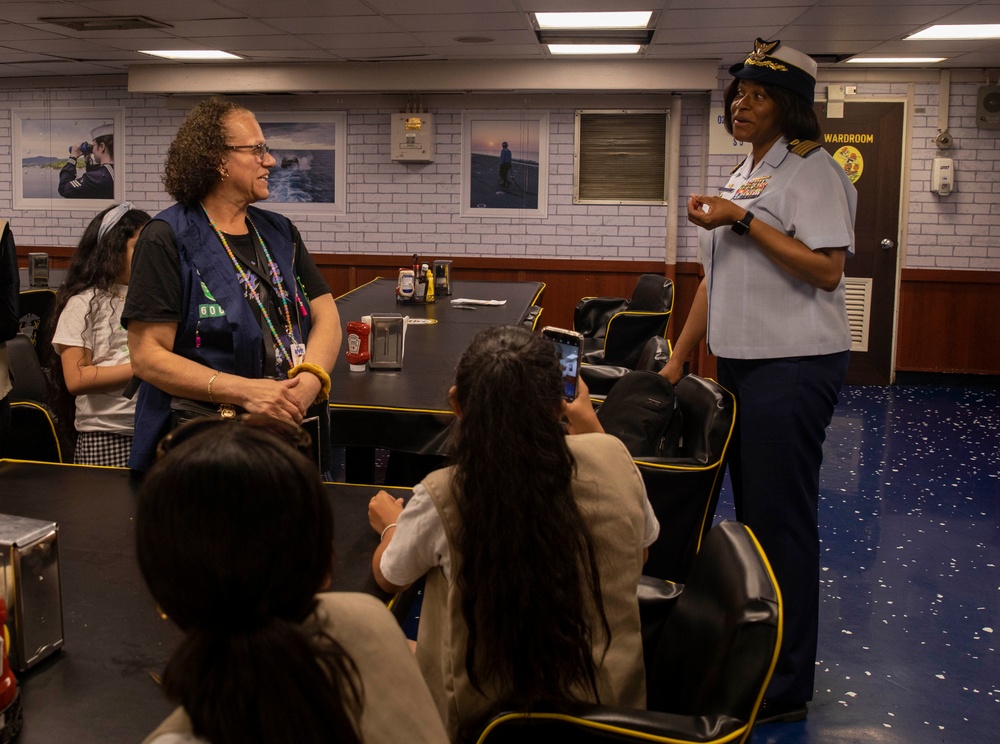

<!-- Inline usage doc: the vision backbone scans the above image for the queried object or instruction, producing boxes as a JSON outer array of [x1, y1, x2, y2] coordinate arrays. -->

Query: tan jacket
[[143, 592, 448, 744], [417, 433, 648, 742]]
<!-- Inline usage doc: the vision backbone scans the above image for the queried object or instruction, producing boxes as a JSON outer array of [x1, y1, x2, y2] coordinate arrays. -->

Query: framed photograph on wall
[[254, 112, 346, 216], [12, 108, 123, 210], [461, 111, 548, 218]]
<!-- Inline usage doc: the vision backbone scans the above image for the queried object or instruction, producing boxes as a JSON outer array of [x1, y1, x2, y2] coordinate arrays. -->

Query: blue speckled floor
[[715, 380, 1000, 743]]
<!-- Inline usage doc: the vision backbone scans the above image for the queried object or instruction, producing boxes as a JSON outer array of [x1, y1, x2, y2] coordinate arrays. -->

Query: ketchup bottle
[[346, 319, 371, 371], [0, 596, 22, 740]]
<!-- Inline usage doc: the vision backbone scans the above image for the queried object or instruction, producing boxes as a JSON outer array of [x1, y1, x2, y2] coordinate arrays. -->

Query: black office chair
[[6, 333, 65, 463], [574, 275, 673, 369], [581, 335, 671, 397], [633, 375, 736, 583], [7, 402, 64, 463], [475, 521, 782, 744], [17, 288, 57, 364], [6, 333, 49, 403]]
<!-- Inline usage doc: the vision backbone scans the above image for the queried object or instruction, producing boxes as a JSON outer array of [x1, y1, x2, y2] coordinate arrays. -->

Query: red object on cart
[[0, 597, 23, 742]]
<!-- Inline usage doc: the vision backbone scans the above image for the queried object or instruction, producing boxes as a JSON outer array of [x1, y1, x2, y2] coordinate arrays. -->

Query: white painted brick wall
[[0, 77, 996, 271]]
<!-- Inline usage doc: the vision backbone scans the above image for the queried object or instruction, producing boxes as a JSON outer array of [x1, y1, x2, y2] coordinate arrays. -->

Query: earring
[[220, 169, 229, 180]]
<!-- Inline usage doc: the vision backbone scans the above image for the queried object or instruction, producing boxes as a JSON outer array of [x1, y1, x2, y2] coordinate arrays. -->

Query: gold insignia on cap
[[744, 38, 788, 72], [748, 38, 779, 63]]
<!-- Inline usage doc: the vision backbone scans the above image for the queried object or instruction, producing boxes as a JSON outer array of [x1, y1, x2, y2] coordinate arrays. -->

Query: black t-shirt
[[123, 218, 331, 376]]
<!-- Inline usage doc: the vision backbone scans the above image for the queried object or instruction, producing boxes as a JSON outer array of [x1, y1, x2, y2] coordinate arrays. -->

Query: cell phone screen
[[555, 340, 580, 401], [542, 327, 583, 402]]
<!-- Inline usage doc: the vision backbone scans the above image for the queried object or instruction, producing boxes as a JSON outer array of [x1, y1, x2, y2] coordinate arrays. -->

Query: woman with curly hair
[[122, 97, 341, 471], [48, 203, 150, 466], [139, 418, 448, 744], [369, 325, 659, 742]]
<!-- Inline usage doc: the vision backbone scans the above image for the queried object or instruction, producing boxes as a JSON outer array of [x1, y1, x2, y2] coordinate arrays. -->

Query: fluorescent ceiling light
[[547, 44, 642, 56], [847, 56, 946, 64], [535, 12, 652, 30], [139, 50, 242, 60], [905, 24, 1000, 40]]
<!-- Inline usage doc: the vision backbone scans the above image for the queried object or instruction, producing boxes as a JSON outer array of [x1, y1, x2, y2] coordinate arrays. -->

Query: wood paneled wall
[[896, 268, 1000, 375], [16, 246, 999, 377]]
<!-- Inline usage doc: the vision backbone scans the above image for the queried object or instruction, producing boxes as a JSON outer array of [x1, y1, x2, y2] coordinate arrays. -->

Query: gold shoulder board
[[730, 156, 748, 174], [787, 139, 823, 157]]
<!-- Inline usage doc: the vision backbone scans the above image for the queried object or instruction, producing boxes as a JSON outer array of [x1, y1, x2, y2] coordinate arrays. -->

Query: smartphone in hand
[[542, 326, 584, 402]]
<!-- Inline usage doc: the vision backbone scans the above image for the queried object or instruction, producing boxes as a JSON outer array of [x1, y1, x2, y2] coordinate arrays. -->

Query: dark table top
[[330, 278, 544, 453], [0, 460, 409, 744]]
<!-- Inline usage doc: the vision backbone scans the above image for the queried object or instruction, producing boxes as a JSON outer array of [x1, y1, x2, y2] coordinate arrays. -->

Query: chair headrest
[[6, 333, 49, 403], [629, 275, 673, 312]]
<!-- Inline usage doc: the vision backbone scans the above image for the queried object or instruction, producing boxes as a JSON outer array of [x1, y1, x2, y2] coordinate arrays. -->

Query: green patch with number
[[198, 280, 225, 318]]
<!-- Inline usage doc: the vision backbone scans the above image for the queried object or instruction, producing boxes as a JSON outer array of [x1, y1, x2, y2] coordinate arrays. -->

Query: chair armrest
[[638, 574, 683, 608], [570, 705, 747, 743], [638, 576, 683, 670], [478, 704, 747, 743], [579, 364, 631, 396], [634, 455, 712, 467], [635, 336, 672, 373]]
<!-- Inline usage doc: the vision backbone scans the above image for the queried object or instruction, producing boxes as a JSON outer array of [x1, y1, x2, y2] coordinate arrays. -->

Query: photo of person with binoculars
[[59, 123, 115, 200]]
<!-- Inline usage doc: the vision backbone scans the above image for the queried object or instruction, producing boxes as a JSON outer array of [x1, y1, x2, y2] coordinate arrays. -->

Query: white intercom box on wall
[[931, 157, 954, 196], [391, 113, 435, 162]]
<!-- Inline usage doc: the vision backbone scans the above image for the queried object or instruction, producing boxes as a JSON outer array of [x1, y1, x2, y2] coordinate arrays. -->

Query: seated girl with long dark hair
[[369, 325, 659, 742], [138, 418, 448, 744]]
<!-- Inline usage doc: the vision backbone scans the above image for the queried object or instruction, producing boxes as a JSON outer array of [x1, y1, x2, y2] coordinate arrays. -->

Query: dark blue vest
[[130, 203, 314, 470]]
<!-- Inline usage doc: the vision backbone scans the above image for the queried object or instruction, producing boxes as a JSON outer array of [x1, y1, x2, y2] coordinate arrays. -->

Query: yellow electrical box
[[391, 113, 435, 162]]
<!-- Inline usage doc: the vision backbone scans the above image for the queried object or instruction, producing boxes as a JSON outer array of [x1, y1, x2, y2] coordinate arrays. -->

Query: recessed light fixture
[[847, 56, 946, 64], [547, 44, 643, 56], [139, 50, 243, 60], [532, 11, 653, 52], [534, 12, 653, 30], [905, 24, 1000, 40], [41, 15, 170, 31]]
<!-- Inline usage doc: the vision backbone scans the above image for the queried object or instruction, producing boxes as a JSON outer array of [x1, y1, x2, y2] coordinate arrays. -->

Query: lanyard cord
[[201, 204, 297, 367]]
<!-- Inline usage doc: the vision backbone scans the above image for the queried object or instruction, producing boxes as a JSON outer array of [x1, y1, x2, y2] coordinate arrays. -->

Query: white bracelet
[[380, 523, 398, 541]]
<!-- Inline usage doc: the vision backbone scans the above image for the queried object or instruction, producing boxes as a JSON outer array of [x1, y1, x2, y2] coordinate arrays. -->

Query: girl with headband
[[49, 203, 151, 466]]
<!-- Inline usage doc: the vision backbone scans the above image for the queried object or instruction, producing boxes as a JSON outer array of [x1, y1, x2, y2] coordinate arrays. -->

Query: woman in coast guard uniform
[[661, 38, 857, 724]]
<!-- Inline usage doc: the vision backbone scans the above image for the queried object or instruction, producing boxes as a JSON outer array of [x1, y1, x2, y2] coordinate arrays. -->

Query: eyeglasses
[[155, 413, 312, 460], [225, 143, 271, 160]]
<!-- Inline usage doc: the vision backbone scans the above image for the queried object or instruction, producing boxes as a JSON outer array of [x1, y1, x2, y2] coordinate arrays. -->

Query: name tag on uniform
[[733, 175, 770, 200]]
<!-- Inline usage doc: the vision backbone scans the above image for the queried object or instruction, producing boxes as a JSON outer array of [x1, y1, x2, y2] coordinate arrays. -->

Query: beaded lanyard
[[201, 205, 301, 368]]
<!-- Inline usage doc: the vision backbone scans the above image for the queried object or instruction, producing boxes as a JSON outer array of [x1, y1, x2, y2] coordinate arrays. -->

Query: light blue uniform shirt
[[699, 136, 857, 359]]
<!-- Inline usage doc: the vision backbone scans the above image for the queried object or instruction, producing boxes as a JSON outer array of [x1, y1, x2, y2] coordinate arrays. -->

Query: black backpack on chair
[[595, 370, 684, 458]]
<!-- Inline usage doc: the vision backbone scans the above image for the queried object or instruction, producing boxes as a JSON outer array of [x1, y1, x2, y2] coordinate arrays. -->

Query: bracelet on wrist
[[288, 362, 331, 404], [380, 523, 398, 541], [207, 371, 221, 403]]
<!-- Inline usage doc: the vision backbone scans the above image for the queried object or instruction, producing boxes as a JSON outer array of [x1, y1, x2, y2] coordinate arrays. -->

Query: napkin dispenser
[[0, 515, 64, 671], [432, 260, 452, 296], [368, 313, 404, 370], [28, 253, 49, 288]]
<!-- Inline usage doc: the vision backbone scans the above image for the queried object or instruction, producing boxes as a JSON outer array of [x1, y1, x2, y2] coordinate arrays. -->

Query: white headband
[[97, 202, 134, 244]]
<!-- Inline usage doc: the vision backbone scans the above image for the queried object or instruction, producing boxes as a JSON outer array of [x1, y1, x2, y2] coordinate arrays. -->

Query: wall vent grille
[[845, 277, 872, 353]]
